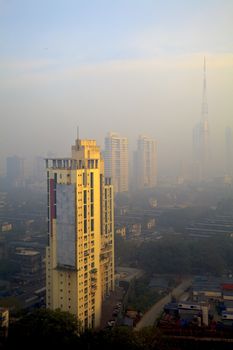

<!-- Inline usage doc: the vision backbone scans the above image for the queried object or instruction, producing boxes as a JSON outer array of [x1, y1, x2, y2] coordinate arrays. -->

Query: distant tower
[[6, 156, 24, 187], [134, 135, 157, 189], [192, 57, 210, 181], [201, 57, 210, 178], [225, 126, 233, 177], [104, 132, 129, 193]]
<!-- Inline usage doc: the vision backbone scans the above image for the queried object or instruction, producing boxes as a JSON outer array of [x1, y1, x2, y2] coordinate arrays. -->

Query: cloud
[[0, 58, 57, 72], [0, 52, 232, 90]]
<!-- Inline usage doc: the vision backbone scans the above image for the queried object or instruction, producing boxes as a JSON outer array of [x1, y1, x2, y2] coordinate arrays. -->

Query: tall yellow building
[[46, 138, 114, 329], [104, 132, 128, 193], [134, 135, 157, 189]]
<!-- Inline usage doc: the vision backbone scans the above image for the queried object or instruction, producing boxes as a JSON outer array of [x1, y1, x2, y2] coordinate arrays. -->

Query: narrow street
[[135, 278, 192, 330]]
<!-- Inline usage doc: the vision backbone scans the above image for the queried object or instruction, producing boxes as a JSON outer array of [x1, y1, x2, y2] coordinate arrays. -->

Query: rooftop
[[15, 249, 40, 256]]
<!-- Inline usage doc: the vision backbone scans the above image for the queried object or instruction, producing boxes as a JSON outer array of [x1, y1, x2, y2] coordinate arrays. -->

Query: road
[[135, 278, 192, 330]]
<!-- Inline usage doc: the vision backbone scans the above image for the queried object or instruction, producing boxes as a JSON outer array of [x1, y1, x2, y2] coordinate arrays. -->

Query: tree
[[7, 308, 81, 348]]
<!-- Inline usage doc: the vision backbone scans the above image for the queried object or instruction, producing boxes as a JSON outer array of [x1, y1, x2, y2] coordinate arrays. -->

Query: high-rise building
[[192, 57, 210, 182], [46, 137, 114, 329], [104, 132, 128, 193], [134, 135, 157, 189], [6, 156, 24, 187], [225, 126, 233, 177]]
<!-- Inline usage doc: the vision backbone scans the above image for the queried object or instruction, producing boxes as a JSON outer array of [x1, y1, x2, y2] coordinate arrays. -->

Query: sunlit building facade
[[134, 135, 157, 189], [46, 138, 114, 329], [104, 132, 128, 193]]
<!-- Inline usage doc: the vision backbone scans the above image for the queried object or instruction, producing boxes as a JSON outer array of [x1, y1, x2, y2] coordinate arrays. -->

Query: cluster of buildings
[[160, 276, 233, 332], [162, 301, 209, 329], [193, 276, 233, 304], [0, 191, 46, 304], [0, 242, 45, 300], [1, 61, 232, 336], [103, 132, 157, 192], [3, 133, 158, 194], [3, 155, 45, 189], [185, 214, 233, 239], [0, 133, 159, 330], [115, 215, 157, 242]]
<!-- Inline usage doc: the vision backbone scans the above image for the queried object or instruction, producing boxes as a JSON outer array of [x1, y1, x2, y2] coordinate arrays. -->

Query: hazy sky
[[1, 0, 233, 175]]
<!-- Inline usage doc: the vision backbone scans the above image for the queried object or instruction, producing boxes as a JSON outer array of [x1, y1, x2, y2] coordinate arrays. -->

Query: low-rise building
[[116, 227, 126, 239]]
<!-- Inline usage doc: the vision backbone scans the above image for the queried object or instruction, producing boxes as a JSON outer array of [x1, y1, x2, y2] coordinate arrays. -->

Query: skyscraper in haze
[[6, 155, 24, 187], [225, 126, 233, 177], [134, 135, 157, 189], [104, 132, 128, 193], [46, 137, 114, 329], [33, 156, 45, 183], [192, 57, 210, 182]]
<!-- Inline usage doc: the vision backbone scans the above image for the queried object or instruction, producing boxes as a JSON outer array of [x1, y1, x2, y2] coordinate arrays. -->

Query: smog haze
[[1, 0, 233, 177]]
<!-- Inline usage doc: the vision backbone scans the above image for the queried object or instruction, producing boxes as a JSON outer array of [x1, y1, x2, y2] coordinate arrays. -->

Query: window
[[83, 190, 87, 204], [83, 173, 87, 186], [90, 172, 94, 188], [84, 220, 87, 234], [84, 205, 87, 219], [91, 203, 94, 217], [91, 219, 94, 231], [90, 189, 94, 202]]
